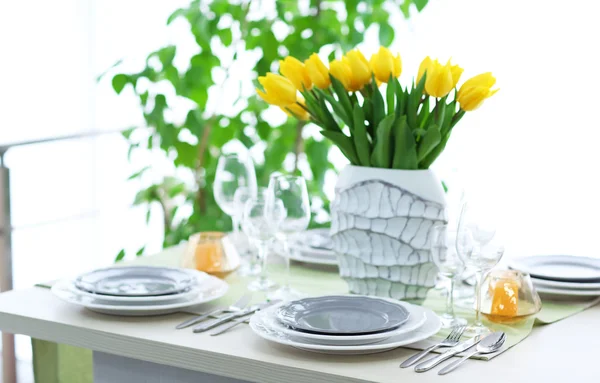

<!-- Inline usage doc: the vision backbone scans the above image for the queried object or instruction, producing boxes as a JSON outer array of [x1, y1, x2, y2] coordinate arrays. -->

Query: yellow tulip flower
[[279, 56, 312, 91], [457, 72, 499, 111], [346, 49, 371, 89], [305, 54, 331, 89], [392, 54, 402, 78], [424, 59, 454, 98], [280, 97, 309, 121], [417, 56, 432, 84], [256, 73, 297, 107], [329, 59, 354, 91], [369, 47, 396, 83], [450, 63, 464, 88]]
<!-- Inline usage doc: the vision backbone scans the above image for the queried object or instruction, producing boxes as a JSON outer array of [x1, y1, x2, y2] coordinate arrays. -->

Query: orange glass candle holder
[[480, 269, 542, 324], [182, 232, 240, 278]]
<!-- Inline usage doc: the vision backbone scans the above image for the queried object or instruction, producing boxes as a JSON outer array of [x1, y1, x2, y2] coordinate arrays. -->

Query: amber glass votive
[[480, 269, 542, 324], [183, 232, 239, 278]]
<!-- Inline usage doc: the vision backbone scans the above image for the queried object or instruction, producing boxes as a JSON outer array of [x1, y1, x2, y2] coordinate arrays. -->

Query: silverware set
[[176, 293, 281, 336], [401, 327, 506, 375]]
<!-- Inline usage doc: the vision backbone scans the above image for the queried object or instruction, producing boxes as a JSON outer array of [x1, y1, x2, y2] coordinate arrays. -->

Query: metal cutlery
[[400, 325, 466, 368], [175, 292, 252, 329], [438, 331, 506, 375], [414, 335, 481, 373], [209, 318, 250, 336], [193, 300, 280, 333]]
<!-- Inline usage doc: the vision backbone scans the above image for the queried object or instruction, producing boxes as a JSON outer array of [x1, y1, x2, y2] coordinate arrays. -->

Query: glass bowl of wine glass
[[480, 269, 542, 324]]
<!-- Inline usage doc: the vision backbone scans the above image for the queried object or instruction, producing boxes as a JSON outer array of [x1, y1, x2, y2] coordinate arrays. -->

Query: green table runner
[[31, 245, 600, 382]]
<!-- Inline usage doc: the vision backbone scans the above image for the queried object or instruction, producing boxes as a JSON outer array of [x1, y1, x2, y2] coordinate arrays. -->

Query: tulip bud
[[346, 49, 371, 89], [424, 59, 454, 98], [256, 73, 297, 107], [279, 56, 312, 91], [417, 56, 432, 85], [305, 54, 331, 89], [457, 72, 499, 111], [369, 47, 395, 83], [392, 54, 402, 78], [329, 59, 354, 91], [450, 63, 464, 88], [280, 97, 309, 121]]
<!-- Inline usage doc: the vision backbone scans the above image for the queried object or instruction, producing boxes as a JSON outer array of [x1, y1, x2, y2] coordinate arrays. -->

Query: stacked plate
[[249, 295, 441, 355], [509, 255, 600, 297], [52, 266, 228, 316], [284, 228, 338, 266]]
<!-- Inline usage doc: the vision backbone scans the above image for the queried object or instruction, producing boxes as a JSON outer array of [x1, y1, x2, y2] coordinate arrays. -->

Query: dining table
[[1, 245, 599, 383]]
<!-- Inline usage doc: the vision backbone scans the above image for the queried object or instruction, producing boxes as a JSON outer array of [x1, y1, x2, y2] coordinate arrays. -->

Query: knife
[[193, 300, 280, 333], [414, 335, 481, 373]]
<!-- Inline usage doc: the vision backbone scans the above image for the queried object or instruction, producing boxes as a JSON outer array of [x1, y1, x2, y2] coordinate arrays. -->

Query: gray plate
[[74, 266, 196, 297], [509, 255, 600, 283], [276, 295, 410, 335]]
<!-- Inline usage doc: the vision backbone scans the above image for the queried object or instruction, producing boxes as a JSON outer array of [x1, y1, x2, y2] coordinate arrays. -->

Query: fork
[[175, 292, 252, 329], [400, 325, 466, 368]]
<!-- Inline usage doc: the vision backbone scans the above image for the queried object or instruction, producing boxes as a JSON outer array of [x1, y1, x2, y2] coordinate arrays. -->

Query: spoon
[[438, 331, 506, 375]]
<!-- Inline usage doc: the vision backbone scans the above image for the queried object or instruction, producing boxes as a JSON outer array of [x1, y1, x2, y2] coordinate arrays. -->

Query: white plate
[[509, 255, 600, 282], [66, 270, 212, 304], [52, 276, 228, 316], [264, 301, 426, 346], [531, 277, 600, 290], [288, 249, 338, 266], [250, 304, 441, 354], [533, 285, 600, 297]]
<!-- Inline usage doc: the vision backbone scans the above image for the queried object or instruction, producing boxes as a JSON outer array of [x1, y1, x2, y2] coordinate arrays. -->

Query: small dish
[[276, 295, 410, 335]]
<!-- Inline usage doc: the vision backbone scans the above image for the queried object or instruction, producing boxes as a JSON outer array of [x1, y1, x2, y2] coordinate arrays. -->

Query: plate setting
[[276, 295, 410, 335], [75, 266, 196, 297], [509, 255, 600, 283]]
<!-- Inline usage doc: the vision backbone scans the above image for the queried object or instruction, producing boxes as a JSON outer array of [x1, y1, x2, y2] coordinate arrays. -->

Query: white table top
[[0, 286, 599, 383]]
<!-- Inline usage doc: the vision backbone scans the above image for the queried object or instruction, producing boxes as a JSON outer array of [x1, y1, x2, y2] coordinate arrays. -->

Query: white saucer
[[250, 304, 441, 354], [531, 277, 600, 290], [533, 285, 600, 297]]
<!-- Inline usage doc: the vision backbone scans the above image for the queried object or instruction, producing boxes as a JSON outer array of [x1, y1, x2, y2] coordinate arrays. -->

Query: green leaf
[[386, 76, 396, 116], [417, 123, 441, 162], [112, 74, 129, 94], [320, 130, 359, 165], [417, 97, 430, 130], [371, 76, 385, 130], [379, 23, 395, 46], [329, 75, 353, 121], [136, 246, 145, 257], [219, 28, 233, 46], [392, 116, 418, 169], [395, 82, 405, 118], [370, 114, 395, 168], [407, 74, 426, 130], [414, 0, 429, 11], [128, 166, 150, 180], [316, 88, 352, 129], [167, 8, 186, 25], [114, 249, 126, 263], [352, 104, 370, 166]]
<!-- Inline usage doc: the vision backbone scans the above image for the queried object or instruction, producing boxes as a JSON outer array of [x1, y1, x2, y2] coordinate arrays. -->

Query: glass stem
[[474, 270, 483, 326], [446, 276, 456, 318], [258, 241, 269, 285], [232, 215, 240, 235], [282, 238, 291, 290]]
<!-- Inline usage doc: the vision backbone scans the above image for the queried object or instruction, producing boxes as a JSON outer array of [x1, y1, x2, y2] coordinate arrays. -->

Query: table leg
[[93, 352, 251, 383]]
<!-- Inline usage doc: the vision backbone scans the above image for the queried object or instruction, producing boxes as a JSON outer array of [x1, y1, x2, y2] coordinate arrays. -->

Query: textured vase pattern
[[331, 179, 447, 300]]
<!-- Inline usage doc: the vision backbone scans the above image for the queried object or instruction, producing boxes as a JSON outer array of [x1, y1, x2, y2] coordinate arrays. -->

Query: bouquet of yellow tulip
[[256, 47, 498, 169]]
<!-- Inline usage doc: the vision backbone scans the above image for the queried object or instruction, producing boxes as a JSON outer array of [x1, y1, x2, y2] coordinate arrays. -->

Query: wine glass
[[266, 174, 311, 301], [234, 186, 266, 276], [213, 153, 257, 236], [242, 196, 285, 291], [430, 224, 468, 328], [456, 201, 505, 334]]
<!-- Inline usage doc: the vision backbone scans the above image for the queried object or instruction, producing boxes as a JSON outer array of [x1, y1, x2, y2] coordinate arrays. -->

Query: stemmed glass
[[233, 186, 266, 276], [430, 224, 468, 328], [456, 200, 505, 334], [266, 174, 311, 301], [213, 153, 257, 235], [242, 196, 285, 291]]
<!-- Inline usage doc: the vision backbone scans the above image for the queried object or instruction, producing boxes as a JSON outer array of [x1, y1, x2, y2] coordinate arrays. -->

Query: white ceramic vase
[[330, 166, 447, 301]]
